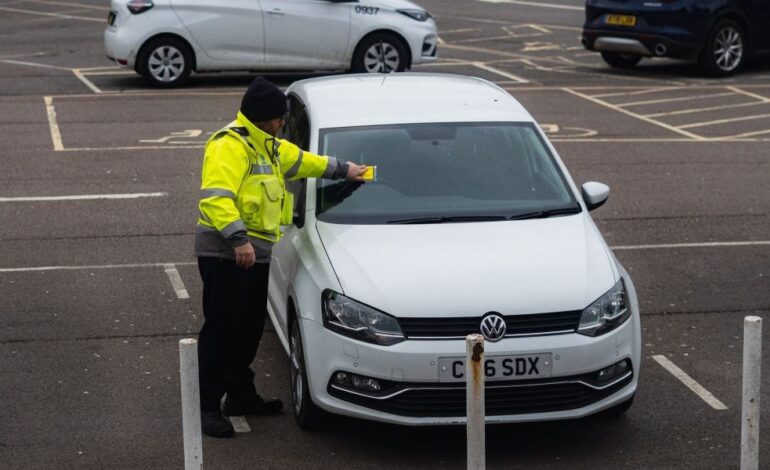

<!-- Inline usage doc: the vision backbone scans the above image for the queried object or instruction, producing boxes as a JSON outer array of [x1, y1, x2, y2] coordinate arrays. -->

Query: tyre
[[699, 19, 745, 76], [600, 52, 642, 69], [289, 314, 325, 429], [137, 36, 193, 88], [603, 393, 635, 417], [352, 33, 408, 73]]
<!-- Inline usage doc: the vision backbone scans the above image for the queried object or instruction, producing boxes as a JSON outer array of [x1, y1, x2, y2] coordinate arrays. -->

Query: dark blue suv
[[582, 0, 770, 75]]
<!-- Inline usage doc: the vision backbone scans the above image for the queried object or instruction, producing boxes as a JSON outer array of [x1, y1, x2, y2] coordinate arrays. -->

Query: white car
[[268, 74, 641, 427], [104, 0, 437, 87]]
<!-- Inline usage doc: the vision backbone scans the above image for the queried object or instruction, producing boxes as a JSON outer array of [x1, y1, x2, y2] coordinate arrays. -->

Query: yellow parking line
[[720, 128, 770, 139], [591, 87, 679, 99], [562, 88, 706, 140], [645, 100, 767, 118], [617, 92, 736, 108], [677, 112, 770, 130], [726, 86, 770, 103]]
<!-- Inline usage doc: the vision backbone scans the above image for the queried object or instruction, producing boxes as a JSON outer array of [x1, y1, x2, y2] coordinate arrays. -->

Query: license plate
[[107, 11, 116, 25], [605, 14, 636, 26], [438, 354, 552, 383]]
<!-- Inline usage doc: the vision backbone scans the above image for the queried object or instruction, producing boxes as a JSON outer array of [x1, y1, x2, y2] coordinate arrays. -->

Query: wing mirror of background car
[[581, 182, 610, 211]]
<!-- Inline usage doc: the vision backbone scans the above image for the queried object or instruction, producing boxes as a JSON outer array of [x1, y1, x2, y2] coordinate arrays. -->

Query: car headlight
[[322, 290, 405, 346], [397, 9, 432, 21], [577, 280, 631, 337]]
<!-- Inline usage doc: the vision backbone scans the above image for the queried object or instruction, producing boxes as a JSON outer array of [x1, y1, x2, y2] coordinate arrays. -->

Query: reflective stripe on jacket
[[196, 111, 346, 259]]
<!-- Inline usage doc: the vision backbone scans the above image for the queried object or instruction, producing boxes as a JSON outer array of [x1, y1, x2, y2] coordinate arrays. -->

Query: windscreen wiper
[[387, 215, 508, 224], [508, 206, 582, 220]]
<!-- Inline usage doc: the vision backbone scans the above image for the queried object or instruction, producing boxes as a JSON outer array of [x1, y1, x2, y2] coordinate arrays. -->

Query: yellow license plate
[[605, 14, 637, 26]]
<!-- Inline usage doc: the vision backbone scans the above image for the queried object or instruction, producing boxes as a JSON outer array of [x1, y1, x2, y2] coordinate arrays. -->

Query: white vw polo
[[268, 74, 641, 428], [104, 0, 437, 87]]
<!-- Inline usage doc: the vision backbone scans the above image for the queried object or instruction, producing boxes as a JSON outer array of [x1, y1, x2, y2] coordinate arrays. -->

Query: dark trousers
[[197, 257, 269, 412]]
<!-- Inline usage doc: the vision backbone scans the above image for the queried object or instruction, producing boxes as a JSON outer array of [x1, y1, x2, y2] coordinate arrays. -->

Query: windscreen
[[317, 122, 579, 224]]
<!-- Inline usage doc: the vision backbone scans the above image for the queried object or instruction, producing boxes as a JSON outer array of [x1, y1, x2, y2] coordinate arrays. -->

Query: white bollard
[[741, 316, 762, 470], [179, 338, 203, 470], [466, 334, 486, 470]]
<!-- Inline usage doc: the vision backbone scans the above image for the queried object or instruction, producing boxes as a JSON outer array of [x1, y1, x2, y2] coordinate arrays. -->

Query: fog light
[[332, 371, 382, 392], [334, 372, 351, 386], [596, 359, 631, 382], [352, 375, 381, 392]]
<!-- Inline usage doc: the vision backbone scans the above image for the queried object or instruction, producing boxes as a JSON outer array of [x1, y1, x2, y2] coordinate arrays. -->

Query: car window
[[316, 122, 580, 224], [283, 95, 310, 222]]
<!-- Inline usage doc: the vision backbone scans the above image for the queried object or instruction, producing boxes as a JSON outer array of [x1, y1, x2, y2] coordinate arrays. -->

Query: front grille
[[329, 373, 632, 418], [399, 311, 582, 339]]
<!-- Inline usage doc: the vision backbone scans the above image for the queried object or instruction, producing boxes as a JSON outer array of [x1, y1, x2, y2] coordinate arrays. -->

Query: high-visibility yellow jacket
[[195, 112, 348, 260]]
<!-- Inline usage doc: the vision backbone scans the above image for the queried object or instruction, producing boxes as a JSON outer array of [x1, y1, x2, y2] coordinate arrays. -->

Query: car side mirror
[[581, 182, 610, 211]]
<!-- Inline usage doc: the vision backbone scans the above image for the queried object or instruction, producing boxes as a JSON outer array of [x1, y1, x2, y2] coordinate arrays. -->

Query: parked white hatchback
[[269, 74, 641, 428], [104, 0, 437, 87]]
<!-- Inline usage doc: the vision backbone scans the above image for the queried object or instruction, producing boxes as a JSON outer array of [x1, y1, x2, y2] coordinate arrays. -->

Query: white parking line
[[472, 62, 529, 83], [475, 0, 582, 11], [617, 92, 736, 108], [652, 355, 728, 410], [0, 5, 103, 21], [72, 69, 103, 94], [43, 96, 64, 151], [16, 0, 110, 10], [612, 241, 770, 250], [0, 262, 196, 274], [677, 112, 770, 130], [562, 88, 706, 141], [163, 264, 190, 300], [0, 59, 71, 70], [644, 100, 766, 119], [0, 192, 167, 202], [590, 87, 680, 99], [228, 416, 251, 433]]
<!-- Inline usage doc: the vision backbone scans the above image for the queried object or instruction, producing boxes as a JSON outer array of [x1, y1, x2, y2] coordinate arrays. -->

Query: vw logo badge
[[480, 314, 507, 342]]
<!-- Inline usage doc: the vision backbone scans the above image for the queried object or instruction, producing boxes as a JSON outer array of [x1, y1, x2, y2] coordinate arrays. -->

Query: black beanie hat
[[240, 77, 288, 123]]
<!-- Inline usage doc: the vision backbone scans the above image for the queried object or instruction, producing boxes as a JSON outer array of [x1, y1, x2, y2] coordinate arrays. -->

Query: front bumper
[[300, 307, 640, 425]]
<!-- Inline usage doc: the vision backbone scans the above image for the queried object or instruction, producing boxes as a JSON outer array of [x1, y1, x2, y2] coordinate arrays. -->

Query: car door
[[268, 96, 310, 339], [746, 0, 770, 52], [258, 0, 352, 68], [170, 0, 264, 67]]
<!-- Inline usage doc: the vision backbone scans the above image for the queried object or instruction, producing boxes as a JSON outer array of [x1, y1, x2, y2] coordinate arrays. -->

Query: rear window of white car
[[317, 122, 580, 224]]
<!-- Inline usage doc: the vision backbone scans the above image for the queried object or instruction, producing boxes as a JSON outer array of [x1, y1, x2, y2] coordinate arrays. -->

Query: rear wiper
[[387, 215, 508, 224], [509, 206, 582, 220]]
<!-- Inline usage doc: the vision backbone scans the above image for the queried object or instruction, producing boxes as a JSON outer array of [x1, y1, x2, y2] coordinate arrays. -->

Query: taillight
[[127, 0, 154, 14]]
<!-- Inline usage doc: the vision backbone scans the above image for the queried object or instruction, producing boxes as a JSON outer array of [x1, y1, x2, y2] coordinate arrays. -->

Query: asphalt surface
[[0, 0, 769, 468]]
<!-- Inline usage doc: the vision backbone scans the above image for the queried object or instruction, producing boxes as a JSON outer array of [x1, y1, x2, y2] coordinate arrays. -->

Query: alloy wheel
[[713, 26, 743, 72], [363, 41, 400, 73], [148, 45, 185, 83], [290, 326, 304, 416]]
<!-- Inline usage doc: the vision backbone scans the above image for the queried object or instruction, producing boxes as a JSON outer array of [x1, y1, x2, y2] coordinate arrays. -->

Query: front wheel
[[352, 33, 408, 73], [699, 20, 745, 76], [137, 37, 193, 88], [290, 315, 325, 429], [601, 52, 642, 69]]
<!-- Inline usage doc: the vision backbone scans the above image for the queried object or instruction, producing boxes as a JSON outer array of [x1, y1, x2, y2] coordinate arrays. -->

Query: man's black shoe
[[202, 411, 235, 438], [222, 395, 283, 416]]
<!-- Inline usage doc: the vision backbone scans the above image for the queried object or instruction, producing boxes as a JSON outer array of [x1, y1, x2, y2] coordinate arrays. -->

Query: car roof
[[287, 73, 535, 129]]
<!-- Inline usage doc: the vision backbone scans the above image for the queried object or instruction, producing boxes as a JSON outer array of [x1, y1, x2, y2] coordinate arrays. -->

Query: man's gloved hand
[[346, 163, 368, 181], [234, 242, 256, 269]]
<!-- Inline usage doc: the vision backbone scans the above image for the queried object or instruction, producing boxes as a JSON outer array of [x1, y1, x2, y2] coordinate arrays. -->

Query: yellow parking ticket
[[362, 165, 377, 182]]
